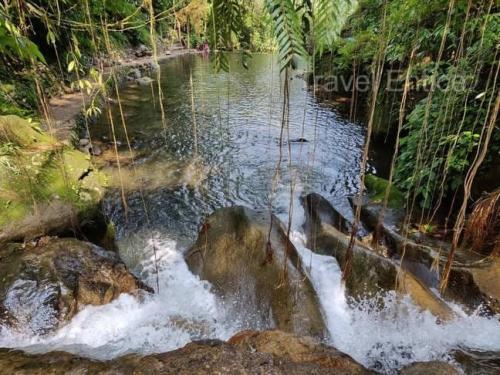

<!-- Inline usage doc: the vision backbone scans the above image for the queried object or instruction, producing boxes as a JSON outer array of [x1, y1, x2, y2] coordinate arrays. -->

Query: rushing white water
[[276, 189, 500, 371], [1, 187, 499, 373], [1, 54, 499, 373], [0, 236, 249, 360]]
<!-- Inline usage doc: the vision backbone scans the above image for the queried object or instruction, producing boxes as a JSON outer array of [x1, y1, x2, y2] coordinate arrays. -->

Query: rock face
[[302, 194, 453, 320], [0, 238, 151, 334], [0, 330, 369, 374], [301, 193, 354, 236], [354, 200, 500, 314], [186, 206, 327, 338]]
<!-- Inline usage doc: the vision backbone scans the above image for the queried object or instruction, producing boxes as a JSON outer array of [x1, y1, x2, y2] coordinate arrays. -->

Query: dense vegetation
[[317, 0, 499, 217], [0, 0, 498, 285]]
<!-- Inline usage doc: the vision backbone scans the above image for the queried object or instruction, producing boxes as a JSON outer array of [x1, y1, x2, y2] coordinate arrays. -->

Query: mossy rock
[[0, 115, 57, 149], [0, 116, 107, 242], [364, 174, 405, 208]]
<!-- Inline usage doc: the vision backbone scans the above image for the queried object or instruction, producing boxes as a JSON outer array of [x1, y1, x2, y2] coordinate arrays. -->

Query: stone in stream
[[302, 193, 454, 321], [351, 198, 500, 315], [0, 238, 152, 334], [399, 361, 460, 375], [185, 206, 327, 338], [0, 330, 369, 374], [78, 138, 90, 147], [136, 76, 154, 86], [134, 44, 152, 58], [228, 330, 368, 374], [301, 193, 367, 238], [129, 68, 142, 80]]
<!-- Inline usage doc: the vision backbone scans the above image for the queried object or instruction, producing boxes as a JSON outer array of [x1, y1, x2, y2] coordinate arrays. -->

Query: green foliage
[[208, 0, 252, 71], [312, 0, 352, 55], [0, 11, 46, 63], [321, 0, 500, 210], [265, 0, 308, 72], [365, 174, 405, 208]]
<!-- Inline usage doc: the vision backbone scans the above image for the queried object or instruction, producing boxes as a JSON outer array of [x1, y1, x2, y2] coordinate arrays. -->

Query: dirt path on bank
[[45, 46, 197, 143]]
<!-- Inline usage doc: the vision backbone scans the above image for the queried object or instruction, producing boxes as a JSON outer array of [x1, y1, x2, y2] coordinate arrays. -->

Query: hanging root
[[464, 189, 500, 256]]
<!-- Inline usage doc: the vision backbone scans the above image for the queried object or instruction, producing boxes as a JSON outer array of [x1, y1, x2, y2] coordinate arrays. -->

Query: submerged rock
[[0, 238, 151, 334], [137, 76, 154, 86], [302, 194, 453, 320], [0, 330, 369, 374], [186, 206, 327, 338]]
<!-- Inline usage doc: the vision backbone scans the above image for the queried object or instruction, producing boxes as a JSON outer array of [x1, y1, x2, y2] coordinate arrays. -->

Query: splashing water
[[1, 54, 499, 373], [278, 191, 500, 372], [1, 198, 498, 372], [0, 237, 252, 360]]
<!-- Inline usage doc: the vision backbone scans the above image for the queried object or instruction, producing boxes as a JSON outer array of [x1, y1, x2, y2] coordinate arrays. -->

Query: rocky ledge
[[0, 330, 461, 374]]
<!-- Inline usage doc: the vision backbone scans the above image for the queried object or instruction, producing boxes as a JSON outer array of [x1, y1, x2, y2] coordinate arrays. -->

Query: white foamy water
[[1, 189, 499, 372], [276, 188, 500, 371], [0, 237, 245, 360]]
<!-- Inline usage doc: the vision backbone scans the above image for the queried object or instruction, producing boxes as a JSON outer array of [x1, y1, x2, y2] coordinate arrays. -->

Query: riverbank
[[45, 45, 199, 144]]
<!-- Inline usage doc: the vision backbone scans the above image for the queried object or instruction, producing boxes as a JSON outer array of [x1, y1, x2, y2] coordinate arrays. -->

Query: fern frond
[[210, 0, 249, 72], [313, 0, 352, 56], [266, 0, 308, 72]]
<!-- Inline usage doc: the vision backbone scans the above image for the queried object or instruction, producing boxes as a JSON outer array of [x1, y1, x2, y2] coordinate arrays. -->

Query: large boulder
[[353, 200, 500, 314], [301, 193, 356, 236], [229, 330, 368, 374], [0, 238, 152, 334], [185, 206, 327, 338], [0, 330, 369, 374], [302, 194, 453, 320]]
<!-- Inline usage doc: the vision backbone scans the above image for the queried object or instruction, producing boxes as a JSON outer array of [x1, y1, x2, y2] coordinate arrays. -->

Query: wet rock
[[229, 330, 369, 374], [0, 330, 369, 374], [399, 361, 459, 375], [445, 257, 500, 315], [134, 44, 152, 58], [301, 193, 363, 237], [452, 348, 500, 375], [90, 144, 102, 156], [0, 238, 151, 334], [129, 68, 142, 80], [353, 200, 500, 314], [302, 195, 453, 320], [186, 206, 327, 338], [78, 138, 90, 147], [137, 76, 154, 86]]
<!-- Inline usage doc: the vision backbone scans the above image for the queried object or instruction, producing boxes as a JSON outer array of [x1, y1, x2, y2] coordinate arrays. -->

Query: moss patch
[[364, 174, 405, 208], [0, 115, 106, 237]]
